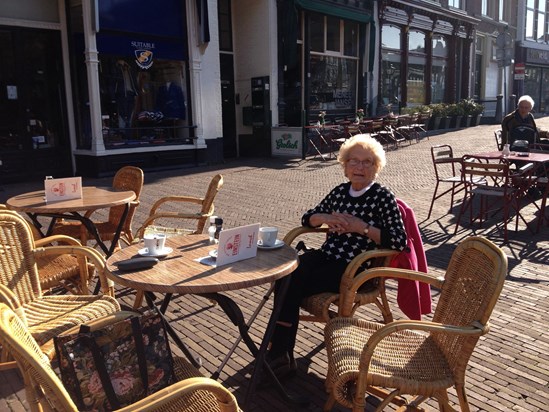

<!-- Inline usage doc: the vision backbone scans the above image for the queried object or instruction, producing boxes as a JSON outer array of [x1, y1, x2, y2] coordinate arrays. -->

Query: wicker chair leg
[[133, 290, 145, 309], [372, 388, 402, 412], [455, 384, 471, 412], [323, 393, 337, 411], [22, 374, 43, 412], [0, 346, 17, 370]]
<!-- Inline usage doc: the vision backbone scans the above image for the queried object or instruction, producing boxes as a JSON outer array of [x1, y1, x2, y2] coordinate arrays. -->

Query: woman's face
[[518, 101, 532, 119], [344, 146, 377, 190]]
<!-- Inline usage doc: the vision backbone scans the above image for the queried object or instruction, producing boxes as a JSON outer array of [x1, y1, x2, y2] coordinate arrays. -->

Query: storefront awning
[[294, 0, 373, 23]]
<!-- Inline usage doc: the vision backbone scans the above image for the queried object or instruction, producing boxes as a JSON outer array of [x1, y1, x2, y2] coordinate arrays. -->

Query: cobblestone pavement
[[1, 119, 549, 411]]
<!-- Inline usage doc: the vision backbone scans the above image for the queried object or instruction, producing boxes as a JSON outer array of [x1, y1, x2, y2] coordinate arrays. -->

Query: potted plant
[[458, 99, 484, 127], [428, 103, 448, 130], [447, 103, 464, 128], [471, 101, 484, 126]]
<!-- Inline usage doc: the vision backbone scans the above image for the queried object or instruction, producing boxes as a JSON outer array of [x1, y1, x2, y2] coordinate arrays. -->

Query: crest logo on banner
[[135, 49, 154, 69]]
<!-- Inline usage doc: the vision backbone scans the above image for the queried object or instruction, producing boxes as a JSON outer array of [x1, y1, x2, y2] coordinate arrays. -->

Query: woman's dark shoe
[[268, 352, 297, 380], [259, 352, 298, 387]]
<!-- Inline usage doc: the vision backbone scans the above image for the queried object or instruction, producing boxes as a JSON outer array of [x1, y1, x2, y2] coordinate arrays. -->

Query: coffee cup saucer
[[257, 239, 284, 250], [138, 247, 173, 258]]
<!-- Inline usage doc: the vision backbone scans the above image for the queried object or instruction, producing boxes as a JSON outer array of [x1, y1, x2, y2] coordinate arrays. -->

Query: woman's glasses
[[347, 158, 374, 167]]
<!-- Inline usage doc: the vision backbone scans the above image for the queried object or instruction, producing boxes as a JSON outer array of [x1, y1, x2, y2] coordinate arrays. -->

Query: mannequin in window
[[156, 80, 186, 120], [115, 60, 138, 128]]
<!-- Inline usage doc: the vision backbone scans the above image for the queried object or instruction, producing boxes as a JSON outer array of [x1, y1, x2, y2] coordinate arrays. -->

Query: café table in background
[[6, 186, 136, 257]]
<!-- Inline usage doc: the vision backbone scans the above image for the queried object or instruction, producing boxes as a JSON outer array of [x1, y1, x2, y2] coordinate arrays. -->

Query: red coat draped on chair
[[391, 199, 432, 319]]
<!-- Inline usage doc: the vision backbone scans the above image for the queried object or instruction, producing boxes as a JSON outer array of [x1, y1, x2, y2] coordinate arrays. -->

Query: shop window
[[524, 67, 540, 106], [218, 0, 233, 51], [307, 14, 359, 116], [381, 25, 402, 106], [310, 13, 324, 52], [326, 16, 340, 52], [309, 55, 357, 111], [407, 30, 426, 104], [98, 57, 191, 149], [432, 35, 448, 104], [382, 25, 400, 49], [344, 22, 358, 57]]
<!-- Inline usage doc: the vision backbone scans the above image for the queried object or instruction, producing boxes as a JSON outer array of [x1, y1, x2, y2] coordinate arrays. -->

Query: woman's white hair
[[518, 95, 535, 109], [337, 134, 386, 176]]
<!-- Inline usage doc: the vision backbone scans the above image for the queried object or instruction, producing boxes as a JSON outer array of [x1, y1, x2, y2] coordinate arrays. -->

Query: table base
[[149, 278, 309, 408]]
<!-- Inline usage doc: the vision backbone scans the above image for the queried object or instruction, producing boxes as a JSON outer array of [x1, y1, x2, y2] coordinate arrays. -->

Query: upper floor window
[[526, 0, 548, 42], [448, 0, 462, 9], [309, 13, 358, 57], [482, 0, 496, 17], [382, 25, 401, 49]]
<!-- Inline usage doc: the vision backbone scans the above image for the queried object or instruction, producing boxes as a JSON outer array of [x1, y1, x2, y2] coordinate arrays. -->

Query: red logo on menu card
[[223, 234, 241, 256], [51, 183, 66, 196]]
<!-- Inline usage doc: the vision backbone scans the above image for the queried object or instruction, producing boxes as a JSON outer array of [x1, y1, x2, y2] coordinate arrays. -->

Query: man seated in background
[[501, 95, 549, 151]]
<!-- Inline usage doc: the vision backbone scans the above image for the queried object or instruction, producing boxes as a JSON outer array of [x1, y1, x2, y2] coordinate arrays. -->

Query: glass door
[[0, 26, 71, 182]]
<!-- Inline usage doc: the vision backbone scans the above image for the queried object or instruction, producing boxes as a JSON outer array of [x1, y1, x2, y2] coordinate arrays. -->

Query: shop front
[[277, 0, 374, 126], [68, 0, 204, 177], [516, 47, 549, 114], [378, 0, 478, 111]]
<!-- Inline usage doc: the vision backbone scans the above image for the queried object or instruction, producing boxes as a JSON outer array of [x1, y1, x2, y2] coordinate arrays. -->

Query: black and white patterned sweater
[[301, 182, 407, 264]]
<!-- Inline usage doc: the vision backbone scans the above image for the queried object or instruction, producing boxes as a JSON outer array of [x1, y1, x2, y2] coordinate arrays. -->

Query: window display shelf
[[103, 124, 197, 149]]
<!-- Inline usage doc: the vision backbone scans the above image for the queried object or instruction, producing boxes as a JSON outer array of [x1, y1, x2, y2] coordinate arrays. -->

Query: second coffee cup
[[258, 226, 278, 247], [141, 233, 167, 255]]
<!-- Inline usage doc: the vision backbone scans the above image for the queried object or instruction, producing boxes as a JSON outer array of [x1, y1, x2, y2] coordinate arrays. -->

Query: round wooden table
[[105, 234, 298, 294], [6, 186, 136, 257], [105, 234, 301, 407]]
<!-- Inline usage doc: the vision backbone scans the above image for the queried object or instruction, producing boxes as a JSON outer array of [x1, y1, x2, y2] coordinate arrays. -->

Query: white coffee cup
[[140, 233, 167, 255], [258, 227, 278, 247]]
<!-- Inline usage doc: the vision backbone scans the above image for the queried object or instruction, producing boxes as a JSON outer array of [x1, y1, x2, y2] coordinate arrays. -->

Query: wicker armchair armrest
[[34, 234, 83, 247], [360, 319, 488, 365], [33, 245, 113, 297], [337, 251, 398, 316], [116, 376, 239, 412], [0, 284, 27, 325], [60, 311, 138, 335], [136, 196, 213, 239], [283, 225, 329, 244], [150, 196, 205, 213], [338, 267, 442, 317], [352, 267, 444, 292]]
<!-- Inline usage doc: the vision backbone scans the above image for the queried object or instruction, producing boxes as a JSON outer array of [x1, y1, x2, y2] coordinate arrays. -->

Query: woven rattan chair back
[[0, 303, 77, 411], [0, 210, 42, 306], [0, 205, 95, 295], [137, 173, 224, 238], [431, 236, 507, 373], [107, 166, 144, 242]]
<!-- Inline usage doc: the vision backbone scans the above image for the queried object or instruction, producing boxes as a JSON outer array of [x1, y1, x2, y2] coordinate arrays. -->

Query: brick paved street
[[1, 120, 548, 411]]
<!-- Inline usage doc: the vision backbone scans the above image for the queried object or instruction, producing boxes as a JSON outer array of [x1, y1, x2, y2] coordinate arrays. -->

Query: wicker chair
[[324, 236, 507, 412], [0, 306, 240, 412], [136, 174, 224, 239], [0, 205, 95, 295], [282, 226, 399, 324], [132, 174, 224, 309], [0, 210, 119, 368], [51, 166, 144, 247]]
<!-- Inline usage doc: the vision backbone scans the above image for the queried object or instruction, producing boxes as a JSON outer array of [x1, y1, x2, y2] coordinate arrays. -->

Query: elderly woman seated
[[268, 134, 407, 378]]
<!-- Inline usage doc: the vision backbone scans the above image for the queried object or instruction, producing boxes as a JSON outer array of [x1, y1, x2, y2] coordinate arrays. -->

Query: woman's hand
[[329, 212, 368, 234], [308, 213, 348, 233]]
